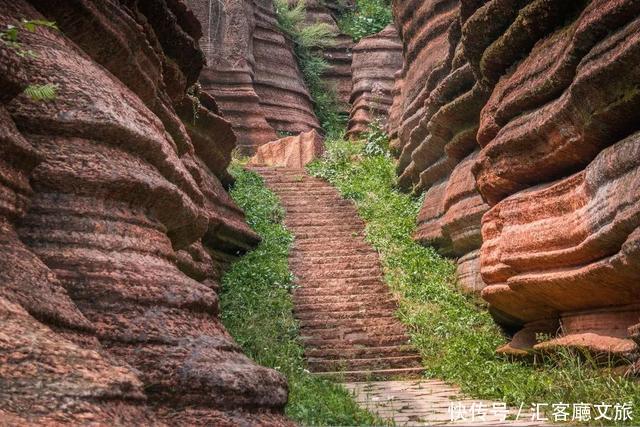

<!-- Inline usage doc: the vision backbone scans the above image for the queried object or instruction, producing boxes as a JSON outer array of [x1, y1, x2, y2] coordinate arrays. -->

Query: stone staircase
[[251, 166, 423, 380]]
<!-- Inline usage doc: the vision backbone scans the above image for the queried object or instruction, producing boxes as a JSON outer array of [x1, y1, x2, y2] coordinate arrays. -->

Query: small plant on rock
[[337, 0, 392, 42]]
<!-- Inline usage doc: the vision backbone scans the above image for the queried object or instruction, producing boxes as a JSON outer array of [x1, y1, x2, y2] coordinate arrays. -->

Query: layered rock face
[[391, 0, 640, 359], [346, 25, 402, 138], [253, 0, 321, 133], [249, 129, 324, 168], [390, 0, 489, 295], [298, 0, 354, 111], [187, 0, 319, 155], [1, 0, 290, 424], [188, 0, 278, 154]]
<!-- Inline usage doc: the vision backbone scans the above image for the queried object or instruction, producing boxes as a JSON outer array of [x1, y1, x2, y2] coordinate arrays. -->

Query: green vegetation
[[1, 19, 59, 101], [23, 83, 58, 101], [307, 129, 640, 424], [338, 0, 392, 42], [1, 18, 57, 57], [274, 0, 347, 136], [222, 165, 386, 426]]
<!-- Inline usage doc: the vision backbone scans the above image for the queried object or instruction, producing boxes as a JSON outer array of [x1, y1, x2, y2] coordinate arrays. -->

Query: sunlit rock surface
[[391, 0, 640, 359], [346, 24, 402, 139], [187, 0, 319, 155], [249, 129, 324, 168]]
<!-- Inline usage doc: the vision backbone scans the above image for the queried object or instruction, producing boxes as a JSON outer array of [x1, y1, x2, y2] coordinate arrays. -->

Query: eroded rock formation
[[297, 0, 354, 111], [249, 129, 324, 168], [346, 24, 402, 138], [253, 0, 321, 134], [187, 0, 320, 154], [390, 0, 640, 360], [188, 0, 278, 154], [0, 0, 290, 423]]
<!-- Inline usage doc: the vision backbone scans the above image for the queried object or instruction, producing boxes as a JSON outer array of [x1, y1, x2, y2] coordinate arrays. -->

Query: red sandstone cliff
[[187, 0, 320, 155], [0, 0, 291, 424], [346, 24, 402, 139], [390, 0, 640, 361]]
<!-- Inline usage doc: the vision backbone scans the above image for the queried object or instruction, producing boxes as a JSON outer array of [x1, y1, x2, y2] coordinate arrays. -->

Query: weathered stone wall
[[298, 0, 354, 111], [187, 0, 320, 155], [346, 24, 402, 139], [0, 0, 291, 424], [391, 0, 640, 360]]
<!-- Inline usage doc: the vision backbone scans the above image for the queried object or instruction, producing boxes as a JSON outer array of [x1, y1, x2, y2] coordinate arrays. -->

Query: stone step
[[295, 276, 385, 287], [308, 355, 423, 372], [313, 367, 425, 381], [294, 284, 389, 298], [290, 261, 380, 274], [305, 345, 417, 360], [286, 223, 364, 233], [283, 206, 358, 215], [293, 292, 392, 305], [286, 218, 366, 228], [298, 315, 403, 331], [292, 230, 365, 240], [294, 267, 383, 280], [293, 241, 371, 251], [293, 298, 397, 315], [301, 333, 412, 348], [290, 248, 378, 259], [290, 251, 378, 262], [273, 189, 338, 196], [278, 198, 352, 207], [296, 309, 398, 321]]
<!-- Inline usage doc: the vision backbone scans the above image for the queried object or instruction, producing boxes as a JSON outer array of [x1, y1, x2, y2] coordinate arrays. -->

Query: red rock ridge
[[391, 0, 640, 360], [253, 0, 321, 134], [346, 24, 403, 139], [298, 0, 354, 111], [187, 0, 278, 154], [0, 0, 292, 424]]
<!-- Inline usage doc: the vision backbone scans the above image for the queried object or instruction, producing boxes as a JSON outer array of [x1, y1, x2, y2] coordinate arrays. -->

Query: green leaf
[[24, 83, 58, 101]]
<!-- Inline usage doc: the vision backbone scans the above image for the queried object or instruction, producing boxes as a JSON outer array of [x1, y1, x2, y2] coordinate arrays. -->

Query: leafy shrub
[[23, 83, 58, 101], [362, 120, 391, 157], [274, 0, 346, 136], [338, 0, 392, 42]]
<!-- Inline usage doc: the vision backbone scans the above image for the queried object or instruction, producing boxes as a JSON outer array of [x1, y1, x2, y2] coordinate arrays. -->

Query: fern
[[298, 23, 336, 48], [24, 83, 58, 101], [274, 0, 306, 36]]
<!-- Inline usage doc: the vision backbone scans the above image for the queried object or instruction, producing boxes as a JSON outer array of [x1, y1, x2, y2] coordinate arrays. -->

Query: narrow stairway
[[250, 166, 424, 380]]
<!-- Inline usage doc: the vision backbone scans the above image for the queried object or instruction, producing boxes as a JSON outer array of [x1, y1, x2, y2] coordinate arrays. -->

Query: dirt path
[[251, 167, 546, 426]]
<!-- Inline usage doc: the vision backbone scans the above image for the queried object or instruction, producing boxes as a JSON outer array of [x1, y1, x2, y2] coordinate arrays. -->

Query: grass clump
[[337, 0, 392, 42], [307, 130, 640, 424], [274, 0, 347, 137], [221, 165, 385, 426]]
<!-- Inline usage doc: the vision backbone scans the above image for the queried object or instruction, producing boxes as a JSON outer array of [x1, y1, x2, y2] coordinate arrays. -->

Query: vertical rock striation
[[187, 0, 321, 154], [1, 0, 291, 423], [346, 24, 402, 138], [188, 0, 279, 154], [253, 0, 321, 133], [298, 0, 354, 111], [390, 0, 640, 361]]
